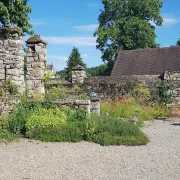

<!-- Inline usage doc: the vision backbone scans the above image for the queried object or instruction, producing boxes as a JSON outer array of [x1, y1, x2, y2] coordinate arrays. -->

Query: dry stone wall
[[164, 71, 180, 105]]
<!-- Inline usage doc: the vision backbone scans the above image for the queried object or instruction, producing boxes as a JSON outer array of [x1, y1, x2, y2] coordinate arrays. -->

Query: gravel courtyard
[[0, 119, 180, 180]]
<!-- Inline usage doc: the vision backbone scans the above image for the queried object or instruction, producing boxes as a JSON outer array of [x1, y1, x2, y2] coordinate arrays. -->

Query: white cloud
[[43, 36, 96, 46], [75, 24, 98, 31], [81, 54, 89, 58], [163, 18, 179, 26]]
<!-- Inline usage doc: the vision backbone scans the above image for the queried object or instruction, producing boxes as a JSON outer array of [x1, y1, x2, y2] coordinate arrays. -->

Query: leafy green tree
[[0, 0, 33, 34], [87, 64, 112, 76], [177, 39, 180, 46], [66, 47, 86, 79], [94, 0, 163, 63]]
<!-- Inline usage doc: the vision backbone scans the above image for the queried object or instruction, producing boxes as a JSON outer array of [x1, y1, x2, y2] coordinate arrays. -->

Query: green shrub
[[62, 107, 87, 122], [152, 81, 173, 105], [26, 108, 67, 136], [28, 114, 149, 146], [101, 97, 141, 118], [28, 122, 83, 142], [45, 86, 69, 100], [2, 80, 19, 95], [8, 97, 41, 135], [0, 128, 15, 143], [8, 95, 58, 135], [0, 115, 15, 143], [132, 83, 151, 105], [92, 133, 149, 146]]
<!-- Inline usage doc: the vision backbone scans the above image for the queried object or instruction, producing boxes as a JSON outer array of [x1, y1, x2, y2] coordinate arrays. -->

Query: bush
[[62, 107, 87, 122], [0, 115, 14, 143], [152, 81, 173, 105], [8, 97, 41, 135], [101, 97, 141, 118], [28, 122, 83, 142], [26, 108, 67, 136], [132, 83, 151, 105], [28, 114, 149, 146], [8, 95, 58, 135]]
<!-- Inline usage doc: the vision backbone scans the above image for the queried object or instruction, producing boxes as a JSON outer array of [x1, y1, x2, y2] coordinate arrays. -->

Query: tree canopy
[[0, 0, 33, 34], [94, 0, 163, 63], [66, 47, 86, 79], [87, 64, 112, 76], [177, 39, 180, 46]]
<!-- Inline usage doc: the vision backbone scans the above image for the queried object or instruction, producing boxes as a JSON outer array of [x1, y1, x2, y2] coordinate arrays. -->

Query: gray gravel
[[0, 119, 180, 180]]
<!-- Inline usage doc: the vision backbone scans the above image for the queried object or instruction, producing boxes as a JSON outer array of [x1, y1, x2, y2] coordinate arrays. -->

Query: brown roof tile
[[111, 46, 180, 77]]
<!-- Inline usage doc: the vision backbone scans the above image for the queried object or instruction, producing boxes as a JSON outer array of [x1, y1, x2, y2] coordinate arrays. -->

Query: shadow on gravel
[[171, 123, 180, 126]]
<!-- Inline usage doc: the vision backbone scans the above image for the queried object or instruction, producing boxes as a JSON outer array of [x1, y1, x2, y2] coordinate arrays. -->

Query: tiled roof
[[111, 46, 180, 77]]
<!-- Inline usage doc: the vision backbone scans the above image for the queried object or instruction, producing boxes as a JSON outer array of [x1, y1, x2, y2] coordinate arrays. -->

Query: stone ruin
[[0, 27, 100, 114], [0, 27, 47, 113], [0, 26, 180, 116]]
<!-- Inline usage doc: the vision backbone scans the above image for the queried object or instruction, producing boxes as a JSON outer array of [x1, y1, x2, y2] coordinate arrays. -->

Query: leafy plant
[[133, 83, 151, 105], [0, 114, 14, 143], [8, 96, 41, 135], [28, 113, 149, 146], [153, 81, 173, 105], [101, 96, 141, 118], [2, 80, 19, 95], [0, 1, 33, 34], [42, 72, 55, 84], [26, 108, 67, 136]]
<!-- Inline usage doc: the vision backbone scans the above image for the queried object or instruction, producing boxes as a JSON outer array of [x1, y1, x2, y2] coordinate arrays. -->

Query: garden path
[[0, 119, 180, 180]]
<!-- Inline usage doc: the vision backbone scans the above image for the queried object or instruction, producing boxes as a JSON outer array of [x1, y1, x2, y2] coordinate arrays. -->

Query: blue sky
[[28, 0, 180, 71]]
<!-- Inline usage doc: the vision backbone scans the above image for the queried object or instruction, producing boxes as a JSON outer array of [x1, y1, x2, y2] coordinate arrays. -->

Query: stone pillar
[[26, 35, 47, 98], [90, 96, 100, 115], [0, 26, 25, 93], [72, 65, 86, 84]]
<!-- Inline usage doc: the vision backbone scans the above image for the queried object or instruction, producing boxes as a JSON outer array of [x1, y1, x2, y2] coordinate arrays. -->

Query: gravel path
[[0, 119, 180, 180]]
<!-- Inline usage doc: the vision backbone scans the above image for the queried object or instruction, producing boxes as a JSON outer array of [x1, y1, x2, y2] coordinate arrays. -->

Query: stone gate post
[[26, 35, 47, 98], [72, 65, 86, 84], [0, 26, 25, 93]]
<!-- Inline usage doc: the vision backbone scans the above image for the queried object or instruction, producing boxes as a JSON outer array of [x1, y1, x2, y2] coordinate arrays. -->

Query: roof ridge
[[119, 46, 180, 53]]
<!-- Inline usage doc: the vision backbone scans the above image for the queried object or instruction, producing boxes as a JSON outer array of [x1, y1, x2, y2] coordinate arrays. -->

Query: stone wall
[[50, 98, 100, 115], [0, 27, 25, 93], [26, 35, 47, 98], [0, 96, 19, 114], [81, 75, 160, 100], [164, 71, 180, 105]]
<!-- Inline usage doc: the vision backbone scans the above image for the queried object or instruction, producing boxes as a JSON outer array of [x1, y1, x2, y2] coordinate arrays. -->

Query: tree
[[66, 47, 86, 79], [94, 0, 163, 63], [0, 0, 33, 34], [87, 64, 112, 76], [177, 39, 180, 46]]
